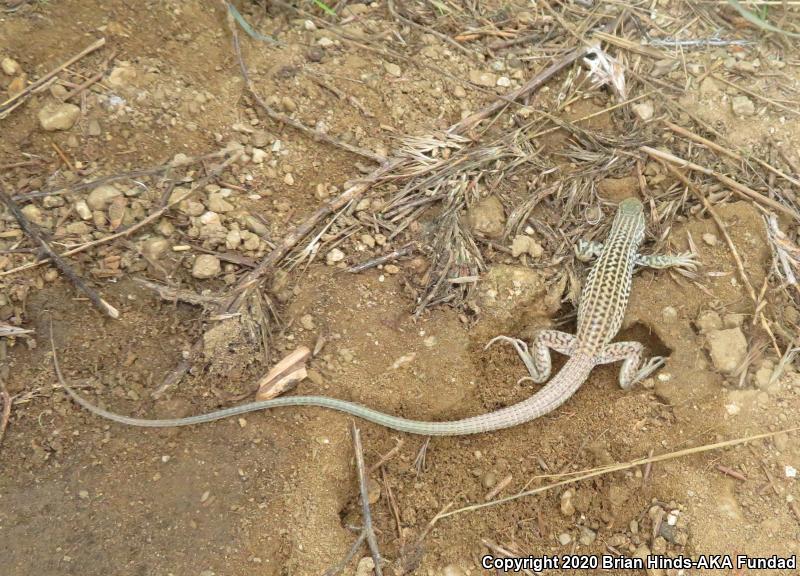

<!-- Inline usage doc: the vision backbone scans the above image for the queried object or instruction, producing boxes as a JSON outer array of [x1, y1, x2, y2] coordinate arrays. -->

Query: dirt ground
[[2, 1, 800, 575]]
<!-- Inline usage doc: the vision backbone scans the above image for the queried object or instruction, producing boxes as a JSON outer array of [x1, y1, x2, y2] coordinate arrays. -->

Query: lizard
[[59, 197, 696, 436]]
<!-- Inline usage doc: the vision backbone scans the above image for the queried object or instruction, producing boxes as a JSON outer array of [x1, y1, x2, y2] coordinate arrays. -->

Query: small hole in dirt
[[616, 322, 672, 358]]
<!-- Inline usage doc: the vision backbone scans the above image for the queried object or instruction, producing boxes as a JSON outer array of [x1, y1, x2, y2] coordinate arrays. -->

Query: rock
[[578, 527, 596, 546], [354, 557, 374, 576], [384, 62, 401, 77], [78, 489, 89, 499], [43, 195, 64, 208], [560, 489, 576, 516], [284, 173, 294, 186], [384, 264, 400, 274], [732, 95, 755, 116], [469, 70, 497, 87], [511, 235, 543, 258], [482, 471, 496, 489], [1, 56, 20, 76], [251, 148, 268, 164], [142, 237, 169, 260], [87, 119, 102, 136], [74, 200, 92, 220], [38, 102, 80, 131], [281, 96, 297, 113], [226, 228, 242, 249], [360, 233, 375, 248], [453, 85, 467, 98], [300, 314, 315, 331], [696, 310, 722, 333], [317, 36, 334, 47], [632, 101, 654, 121], [244, 214, 268, 236], [706, 327, 747, 374], [65, 221, 90, 235], [467, 196, 505, 238], [206, 193, 234, 213], [661, 306, 677, 322], [558, 532, 572, 546], [192, 254, 221, 279], [87, 184, 122, 210], [21, 204, 43, 225], [496, 76, 511, 87], [326, 248, 345, 266], [702, 232, 718, 246], [753, 361, 779, 393]]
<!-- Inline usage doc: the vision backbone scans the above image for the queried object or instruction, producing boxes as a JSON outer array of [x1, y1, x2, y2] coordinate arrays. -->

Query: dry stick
[[350, 421, 384, 576], [368, 438, 405, 473], [0, 388, 11, 448], [0, 37, 106, 116], [322, 532, 367, 576], [663, 120, 800, 188], [716, 464, 747, 481], [641, 146, 800, 221], [663, 163, 781, 356], [0, 186, 119, 319], [225, 36, 591, 310], [0, 153, 240, 278], [224, 2, 384, 165], [439, 425, 800, 519]]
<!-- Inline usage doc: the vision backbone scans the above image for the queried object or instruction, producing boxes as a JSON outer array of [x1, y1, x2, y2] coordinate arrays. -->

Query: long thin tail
[[61, 355, 595, 436]]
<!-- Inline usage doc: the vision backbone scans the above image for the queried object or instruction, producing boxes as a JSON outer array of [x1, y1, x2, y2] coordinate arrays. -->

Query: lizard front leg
[[575, 239, 604, 262], [595, 341, 665, 390], [635, 252, 698, 271], [486, 330, 576, 384]]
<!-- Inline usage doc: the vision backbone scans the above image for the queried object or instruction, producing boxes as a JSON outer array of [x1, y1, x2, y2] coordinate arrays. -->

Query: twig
[[0, 37, 106, 118], [641, 146, 800, 221], [346, 244, 415, 274], [711, 73, 800, 118], [439, 425, 800, 519], [0, 387, 11, 448], [369, 438, 405, 473], [0, 185, 119, 319], [716, 464, 747, 481], [350, 421, 384, 576], [663, 120, 800, 187]]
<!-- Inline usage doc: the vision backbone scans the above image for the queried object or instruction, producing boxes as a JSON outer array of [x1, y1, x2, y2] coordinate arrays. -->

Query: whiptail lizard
[[60, 198, 696, 435]]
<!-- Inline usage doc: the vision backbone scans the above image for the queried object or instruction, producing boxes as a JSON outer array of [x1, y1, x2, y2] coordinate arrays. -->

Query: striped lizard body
[[61, 198, 696, 435]]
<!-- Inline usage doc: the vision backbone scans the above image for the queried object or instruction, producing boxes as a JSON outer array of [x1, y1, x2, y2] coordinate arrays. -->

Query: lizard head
[[618, 197, 643, 215]]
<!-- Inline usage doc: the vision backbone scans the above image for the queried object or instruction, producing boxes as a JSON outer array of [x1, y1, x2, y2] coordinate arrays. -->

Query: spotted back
[[575, 198, 645, 354]]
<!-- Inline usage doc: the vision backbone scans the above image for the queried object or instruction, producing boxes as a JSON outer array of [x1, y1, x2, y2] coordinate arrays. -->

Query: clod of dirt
[[466, 195, 505, 238], [597, 176, 638, 202], [37, 102, 80, 131], [696, 310, 723, 333], [510, 235, 543, 258], [705, 327, 747, 374], [475, 265, 554, 324]]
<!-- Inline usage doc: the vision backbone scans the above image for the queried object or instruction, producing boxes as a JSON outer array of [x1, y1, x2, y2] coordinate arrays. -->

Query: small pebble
[[558, 532, 572, 546], [702, 233, 718, 246], [38, 102, 80, 131], [383, 62, 401, 77], [1, 56, 20, 76], [78, 490, 89, 499], [325, 248, 345, 266], [300, 314, 315, 331], [192, 254, 221, 279]]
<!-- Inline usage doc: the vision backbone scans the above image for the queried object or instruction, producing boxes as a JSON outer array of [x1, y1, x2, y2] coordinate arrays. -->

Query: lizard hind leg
[[595, 341, 665, 390], [485, 330, 577, 384]]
